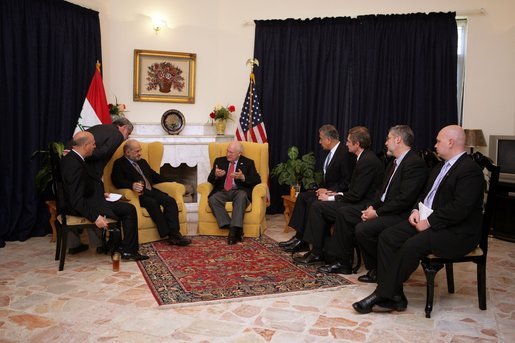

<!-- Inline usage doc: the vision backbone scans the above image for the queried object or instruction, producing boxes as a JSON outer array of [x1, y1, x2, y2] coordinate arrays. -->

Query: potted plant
[[209, 104, 235, 135], [32, 141, 65, 196], [271, 146, 322, 197]]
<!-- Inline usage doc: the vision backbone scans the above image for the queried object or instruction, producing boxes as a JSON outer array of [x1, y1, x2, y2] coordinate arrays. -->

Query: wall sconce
[[152, 17, 165, 35], [464, 129, 487, 154]]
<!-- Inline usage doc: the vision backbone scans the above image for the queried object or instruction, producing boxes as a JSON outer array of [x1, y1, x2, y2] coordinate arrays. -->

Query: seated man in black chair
[[319, 125, 427, 277], [279, 124, 355, 253], [61, 131, 148, 261], [353, 125, 484, 313], [111, 139, 191, 246]]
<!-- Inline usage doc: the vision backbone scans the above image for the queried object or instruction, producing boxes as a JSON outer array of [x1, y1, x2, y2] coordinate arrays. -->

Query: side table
[[281, 195, 297, 233], [45, 200, 57, 242]]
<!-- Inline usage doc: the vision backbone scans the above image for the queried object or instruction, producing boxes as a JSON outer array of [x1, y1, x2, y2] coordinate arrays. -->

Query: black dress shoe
[[121, 252, 149, 261], [358, 269, 377, 283], [68, 244, 89, 255], [317, 261, 352, 274], [352, 292, 384, 314], [292, 250, 324, 265], [168, 232, 192, 246], [278, 236, 300, 247], [283, 240, 309, 253], [228, 227, 243, 245], [372, 293, 408, 312]]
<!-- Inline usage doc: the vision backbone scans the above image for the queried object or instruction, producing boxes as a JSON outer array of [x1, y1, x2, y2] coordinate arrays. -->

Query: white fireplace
[[130, 122, 233, 227]]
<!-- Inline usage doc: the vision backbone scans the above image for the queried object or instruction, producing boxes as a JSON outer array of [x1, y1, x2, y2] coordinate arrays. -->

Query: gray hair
[[389, 125, 415, 147], [113, 117, 134, 133], [319, 124, 339, 140]]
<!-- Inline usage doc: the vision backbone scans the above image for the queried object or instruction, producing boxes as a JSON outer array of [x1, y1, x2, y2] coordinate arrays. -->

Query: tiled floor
[[1, 214, 514, 342]]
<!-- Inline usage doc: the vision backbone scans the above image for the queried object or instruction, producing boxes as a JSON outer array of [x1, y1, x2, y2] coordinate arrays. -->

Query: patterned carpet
[[137, 235, 352, 305]]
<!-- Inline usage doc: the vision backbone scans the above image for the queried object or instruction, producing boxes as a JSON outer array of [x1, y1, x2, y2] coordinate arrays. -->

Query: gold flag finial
[[96, 60, 101, 71]]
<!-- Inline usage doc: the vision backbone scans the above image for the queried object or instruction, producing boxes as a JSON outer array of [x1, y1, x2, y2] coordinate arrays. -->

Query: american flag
[[235, 79, 268, 143]]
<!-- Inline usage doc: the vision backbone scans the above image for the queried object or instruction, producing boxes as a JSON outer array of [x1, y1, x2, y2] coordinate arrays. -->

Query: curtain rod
[[242, 8, 487, 26]]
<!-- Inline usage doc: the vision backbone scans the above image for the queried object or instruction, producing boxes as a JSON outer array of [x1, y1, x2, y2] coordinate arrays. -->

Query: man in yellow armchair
[[111, 139, 191, 246]]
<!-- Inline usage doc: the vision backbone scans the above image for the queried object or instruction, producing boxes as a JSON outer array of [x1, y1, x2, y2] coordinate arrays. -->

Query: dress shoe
[[317, 261, 352, 274], [358, 269, 377, 283], [283, 240, 309, 253], [168, 232, 192, 246], [352, 292, 384, 314], [68, 244, 88, 255], [372, 293, 408, 312], [121, 252, 149, 261], [278, 236, 300, 247], [292, 250, 324, 265], [228, 227, 243, 245]]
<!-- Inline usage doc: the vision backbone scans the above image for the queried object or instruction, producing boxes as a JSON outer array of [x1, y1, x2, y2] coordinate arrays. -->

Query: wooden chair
[[103, 141, 188, 243], [49, 144, 121, 271], [197, 142, 269, 237], [420, 152, 500, 318]]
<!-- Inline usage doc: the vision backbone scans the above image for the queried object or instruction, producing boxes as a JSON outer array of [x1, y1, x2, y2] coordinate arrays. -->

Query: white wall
[[69, 0, 515, 152]]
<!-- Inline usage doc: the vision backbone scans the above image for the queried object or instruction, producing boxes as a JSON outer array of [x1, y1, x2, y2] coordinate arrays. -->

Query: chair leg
[[477, 262, 487, 310], [352, 244, 362, 274], [55, 221, 62, 261], [422, 261, 444, 318], [445, 263, 455, 294], [59, 228, 68, 271]]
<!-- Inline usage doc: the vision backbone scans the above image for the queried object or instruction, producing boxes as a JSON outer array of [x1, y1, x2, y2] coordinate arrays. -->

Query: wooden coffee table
[[281, 195, 297, 232]]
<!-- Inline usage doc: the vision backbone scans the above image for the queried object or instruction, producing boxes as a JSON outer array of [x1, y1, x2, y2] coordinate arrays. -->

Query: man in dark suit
[[67, 117, 134, 254], [353, 125, 484, 314], [111, 139, 191, 246], [61, 131, 148, 261], [207, 141, 261, 245], [318, 125, 428, 275], [294, 126, 384, 265], [279, 124, 355, 253]]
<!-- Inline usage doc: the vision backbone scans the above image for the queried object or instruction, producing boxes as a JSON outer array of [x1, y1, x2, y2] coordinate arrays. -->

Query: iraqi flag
[[74, 64, 111, 133]]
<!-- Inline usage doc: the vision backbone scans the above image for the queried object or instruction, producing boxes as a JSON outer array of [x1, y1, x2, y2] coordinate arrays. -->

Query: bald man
[[353, 125, 485, 314], [207, 141, 261, 244], [60, 131, 148, 261]]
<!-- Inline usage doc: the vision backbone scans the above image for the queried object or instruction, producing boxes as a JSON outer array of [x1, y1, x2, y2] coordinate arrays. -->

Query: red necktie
[[224, 162, 235, 191]]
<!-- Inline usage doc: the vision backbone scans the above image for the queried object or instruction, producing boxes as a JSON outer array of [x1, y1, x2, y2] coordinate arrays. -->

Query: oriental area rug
[[137, 235, 352, 306]]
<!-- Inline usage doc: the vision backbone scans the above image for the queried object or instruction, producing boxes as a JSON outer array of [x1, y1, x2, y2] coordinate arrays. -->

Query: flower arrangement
[[209, 104, 236, 123], [108, 98, 127, 120], [146, 61, 185, 93]]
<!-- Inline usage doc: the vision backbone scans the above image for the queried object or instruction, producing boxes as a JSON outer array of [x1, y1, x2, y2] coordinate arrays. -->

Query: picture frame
[[133, 49, 196, 103]]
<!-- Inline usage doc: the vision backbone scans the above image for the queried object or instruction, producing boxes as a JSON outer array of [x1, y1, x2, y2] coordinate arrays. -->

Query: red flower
[[228, 105, 236, 112], [209, 112, 216, 119]]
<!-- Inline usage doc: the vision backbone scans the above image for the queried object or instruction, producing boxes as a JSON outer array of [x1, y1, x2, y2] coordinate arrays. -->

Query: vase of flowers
[[209, 104, 235, 135], [146, 62, 185, 93], [108, 98, 127, 121]]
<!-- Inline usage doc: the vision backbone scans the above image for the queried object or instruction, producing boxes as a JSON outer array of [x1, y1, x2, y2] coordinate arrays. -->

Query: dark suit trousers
[[288, 190, 318, 237], [208, 189, 249, 229], [355, 214, 406, 270], [325, 205, 364, 261], [303, 201, 350, 254], [139, 188, 180, 237], [103, 201, 139, 254]]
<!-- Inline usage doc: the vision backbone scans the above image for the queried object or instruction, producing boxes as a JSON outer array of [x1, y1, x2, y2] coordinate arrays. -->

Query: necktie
[[132, 161, 151, 190], [381, 159, 397, 202], [324, 151, 332, 174], [224, 162, 236, 191], [423, 161, 451, 209]]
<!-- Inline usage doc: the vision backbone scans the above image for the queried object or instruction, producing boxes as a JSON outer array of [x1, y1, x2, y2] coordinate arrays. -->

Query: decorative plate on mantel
[[161, 109, 185, 135]]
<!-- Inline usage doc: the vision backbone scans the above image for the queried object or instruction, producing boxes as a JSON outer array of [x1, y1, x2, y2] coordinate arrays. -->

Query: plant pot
[[215, 120, 227, 135], [158, 81, 172, 93]]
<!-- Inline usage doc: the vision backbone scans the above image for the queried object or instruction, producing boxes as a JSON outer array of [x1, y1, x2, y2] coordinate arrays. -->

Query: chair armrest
[[154, 182, 186, 200], [197, 182, 213, 196], [252, 183, 267, 203]]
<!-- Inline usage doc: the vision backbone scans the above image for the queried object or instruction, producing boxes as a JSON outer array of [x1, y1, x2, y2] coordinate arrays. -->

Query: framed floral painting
[[133, 49, 196, 103]]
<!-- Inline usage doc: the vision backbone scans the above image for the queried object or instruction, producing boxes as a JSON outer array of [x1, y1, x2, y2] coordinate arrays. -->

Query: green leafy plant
[[31, 141, 65, 195], [271, 146, 322, 189]]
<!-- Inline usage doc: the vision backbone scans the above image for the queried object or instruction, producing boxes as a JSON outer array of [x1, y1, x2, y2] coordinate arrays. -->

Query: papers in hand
[[418, 202, 433, 221], [106, 193, 122, 202]]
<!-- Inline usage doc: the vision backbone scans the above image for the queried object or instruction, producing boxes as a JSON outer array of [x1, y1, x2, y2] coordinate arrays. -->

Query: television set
[[489, 135, 515, 184]]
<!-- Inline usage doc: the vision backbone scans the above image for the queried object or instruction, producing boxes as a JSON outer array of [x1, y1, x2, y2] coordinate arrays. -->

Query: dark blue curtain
[[0, 0, 102, 245], [253, 13, 458, 213]]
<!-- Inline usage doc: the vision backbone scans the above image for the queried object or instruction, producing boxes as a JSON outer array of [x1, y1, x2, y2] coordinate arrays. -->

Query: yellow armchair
[[197, 142, 269, 237], [103, 141, 187, 243]]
